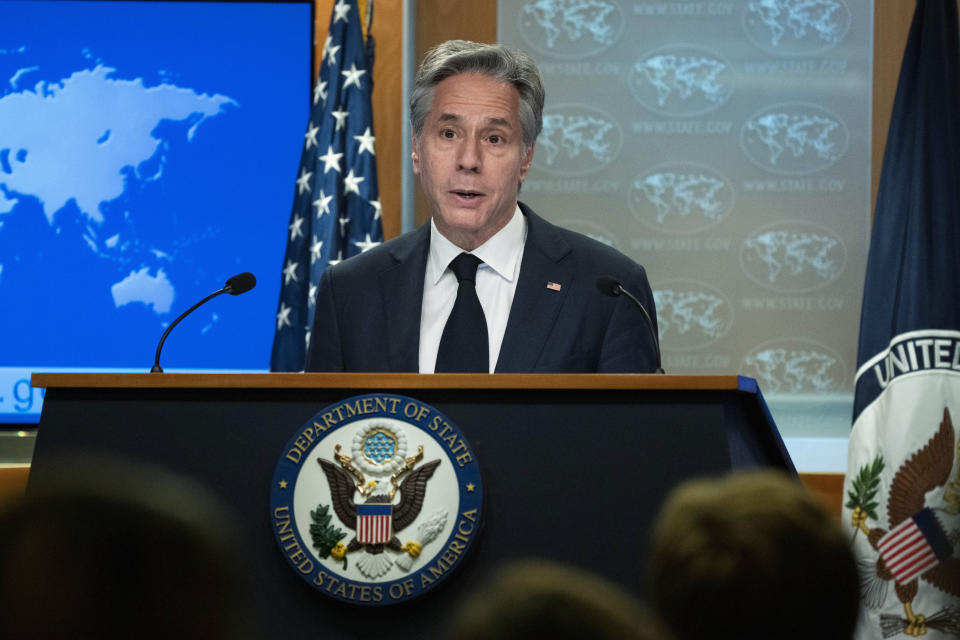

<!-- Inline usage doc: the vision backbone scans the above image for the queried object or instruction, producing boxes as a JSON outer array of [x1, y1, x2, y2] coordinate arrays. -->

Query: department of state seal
[[270, 394, 483, 605]]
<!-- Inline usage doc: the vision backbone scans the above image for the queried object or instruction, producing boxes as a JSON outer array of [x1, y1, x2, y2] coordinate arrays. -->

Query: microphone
[[150, 272, 256, 373], [224, 271, 256, 295], [596, 276, 664, 374]]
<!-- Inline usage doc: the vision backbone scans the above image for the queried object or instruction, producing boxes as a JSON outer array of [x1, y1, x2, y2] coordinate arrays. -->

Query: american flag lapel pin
[[546, 281, 562, 291]]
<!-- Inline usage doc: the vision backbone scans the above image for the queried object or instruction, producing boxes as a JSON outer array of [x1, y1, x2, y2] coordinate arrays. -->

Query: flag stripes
[[357, 503, 392, 544], [877, 508, 951, 585], [878, 520, 938, 584]]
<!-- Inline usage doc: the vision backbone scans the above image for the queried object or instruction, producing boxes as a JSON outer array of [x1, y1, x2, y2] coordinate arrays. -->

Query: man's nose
[[456, 137, 481, 172]]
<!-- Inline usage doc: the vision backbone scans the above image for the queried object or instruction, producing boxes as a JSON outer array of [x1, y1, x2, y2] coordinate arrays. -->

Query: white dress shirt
[[419, 206, 527, 373]]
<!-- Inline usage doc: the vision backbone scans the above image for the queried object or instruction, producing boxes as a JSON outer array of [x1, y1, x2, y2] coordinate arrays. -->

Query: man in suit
[[306, 40, 659, 373]]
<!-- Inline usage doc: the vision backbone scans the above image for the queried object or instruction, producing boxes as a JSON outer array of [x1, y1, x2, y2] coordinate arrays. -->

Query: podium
[[30, 373, 792, 638]]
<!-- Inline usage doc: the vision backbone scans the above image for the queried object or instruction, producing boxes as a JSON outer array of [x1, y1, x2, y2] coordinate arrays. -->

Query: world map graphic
[[0, 0, 309, 422], [0, 63, 236, 314]]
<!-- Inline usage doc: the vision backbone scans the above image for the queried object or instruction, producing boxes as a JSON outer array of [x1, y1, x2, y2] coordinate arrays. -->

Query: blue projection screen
[[0, 0, 312, 423]]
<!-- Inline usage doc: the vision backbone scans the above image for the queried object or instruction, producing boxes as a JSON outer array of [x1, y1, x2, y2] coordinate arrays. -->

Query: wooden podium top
[[31, 372, 758, 392]]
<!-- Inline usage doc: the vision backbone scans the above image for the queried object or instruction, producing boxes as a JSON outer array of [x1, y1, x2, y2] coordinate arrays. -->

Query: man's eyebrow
[[435, 113, 514, 129]]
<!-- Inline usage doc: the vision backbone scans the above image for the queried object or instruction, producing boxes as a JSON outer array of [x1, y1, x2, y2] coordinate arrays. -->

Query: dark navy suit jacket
[[306, 202, 659, 373]]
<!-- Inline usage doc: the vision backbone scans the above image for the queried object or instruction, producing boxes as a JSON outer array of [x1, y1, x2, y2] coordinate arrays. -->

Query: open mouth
[[452, 190, 483, 200]]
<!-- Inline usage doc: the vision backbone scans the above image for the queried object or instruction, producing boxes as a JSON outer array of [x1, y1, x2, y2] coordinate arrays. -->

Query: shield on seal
[[876, 507, 951, 585], [356, 503, 393, 544]]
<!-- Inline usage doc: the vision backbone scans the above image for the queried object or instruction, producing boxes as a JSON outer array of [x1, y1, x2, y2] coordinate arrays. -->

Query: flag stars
[[338, 216, 351, 236], [313, 190, 333, 217], [354, 127, 375, 155], [319, 145, 343, 174], [341, 63, 366, 90], [322, 35, 341, 65], [282, 259, 299, 285], [331, 107, 349, 131], [296, 168, 313, 195], [369, 199, 382, 220], [313, 79, 327, 106], [288, 215, 305, 241], [343, 169, 364, 195], [276, 302, 292, 330], [304, 122, 319, 149], [309, 283, 318, 307], [310, 237, 324, 264], [354, 233, 380, 253], [328, 250, 344, 267], [332, 0, 351, 23]]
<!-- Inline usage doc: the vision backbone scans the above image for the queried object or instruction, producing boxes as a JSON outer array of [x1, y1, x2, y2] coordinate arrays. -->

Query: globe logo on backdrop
[[518, 0, 624, 58], [534, 104, 622, 176], [740, 103, 849, 175], [555, 219, 619, 250], [743, 339, 846, 394], [742, 0, 851, 56], [653, 280, 733, 350], [740, 220, 846, 292], [628, 45, 734, 117], [629, 162, 734, 234]]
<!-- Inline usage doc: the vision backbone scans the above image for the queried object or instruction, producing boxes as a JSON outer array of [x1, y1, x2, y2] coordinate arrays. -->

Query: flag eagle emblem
[[847, 408, 960, 637]]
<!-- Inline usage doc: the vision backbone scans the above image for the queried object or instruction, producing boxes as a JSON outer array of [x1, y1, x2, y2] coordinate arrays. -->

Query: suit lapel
[[496, 204, 573, 372], [381, 224, 429, 371]]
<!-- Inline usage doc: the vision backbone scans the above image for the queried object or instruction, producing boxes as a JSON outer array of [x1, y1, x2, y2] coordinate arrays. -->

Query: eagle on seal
[[318, 453, 440, 557]]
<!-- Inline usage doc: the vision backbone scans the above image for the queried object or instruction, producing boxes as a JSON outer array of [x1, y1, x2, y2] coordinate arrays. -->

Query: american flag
[[270, 0, 382, 371], [356, 503, 393, 544], [877, 508, 951, 586]]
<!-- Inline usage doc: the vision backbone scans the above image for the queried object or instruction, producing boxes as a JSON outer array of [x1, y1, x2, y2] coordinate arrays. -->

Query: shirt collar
[[427, 205, 527, 284]]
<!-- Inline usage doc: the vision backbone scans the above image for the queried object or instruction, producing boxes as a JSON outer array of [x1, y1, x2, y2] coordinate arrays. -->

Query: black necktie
[[435, 253, 488, 373]]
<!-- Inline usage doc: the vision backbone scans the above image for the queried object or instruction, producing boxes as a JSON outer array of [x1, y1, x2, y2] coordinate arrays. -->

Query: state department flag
[[842, 1, 960, 638], [270, 0, 382, 371]]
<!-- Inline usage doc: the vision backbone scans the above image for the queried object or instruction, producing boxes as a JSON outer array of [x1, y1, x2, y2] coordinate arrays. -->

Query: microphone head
[[595, 276, 622, 297], [224, 272, 256, 295]]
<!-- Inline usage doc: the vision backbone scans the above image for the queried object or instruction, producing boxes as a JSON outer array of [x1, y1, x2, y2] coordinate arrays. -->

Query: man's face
[[413, 72, 535, 251]]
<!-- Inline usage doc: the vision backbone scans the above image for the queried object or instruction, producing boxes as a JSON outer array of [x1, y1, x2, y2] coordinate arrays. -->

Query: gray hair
[[410, 40, 545, 150]]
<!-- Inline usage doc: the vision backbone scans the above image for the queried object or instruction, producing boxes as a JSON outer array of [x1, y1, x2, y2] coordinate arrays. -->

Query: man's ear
[[411, 133, 421, 175], [518, 143, 535, 182]]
